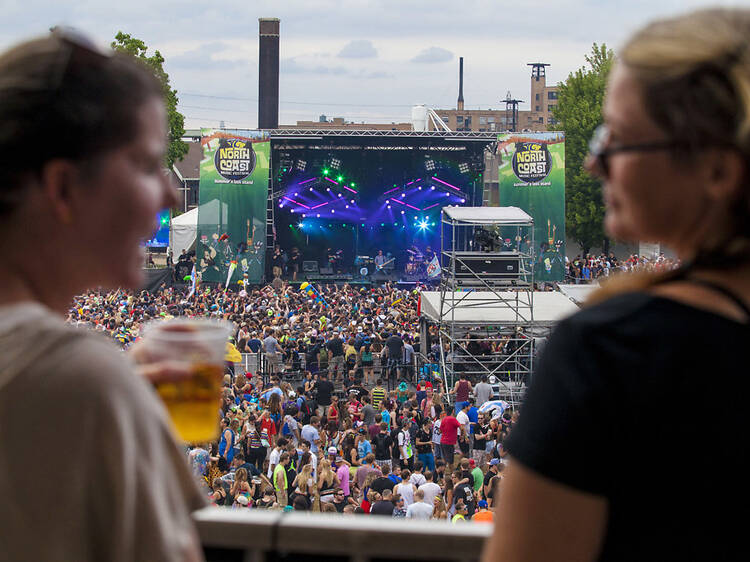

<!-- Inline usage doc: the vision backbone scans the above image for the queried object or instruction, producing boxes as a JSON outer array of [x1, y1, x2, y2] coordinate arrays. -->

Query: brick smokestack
[[258, 18, 280, 129], [457, 57, 464, 111]]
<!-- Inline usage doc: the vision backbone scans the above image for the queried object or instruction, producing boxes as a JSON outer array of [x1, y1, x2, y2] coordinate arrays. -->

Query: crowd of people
[[67, 281, 513, 522], [191, 372, 510, 522], [565, 252, 680, 283]]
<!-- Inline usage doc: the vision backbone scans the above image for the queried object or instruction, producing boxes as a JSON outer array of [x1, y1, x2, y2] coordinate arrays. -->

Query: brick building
[[284, 116, 412, 131], [432, 62, 559, 132]]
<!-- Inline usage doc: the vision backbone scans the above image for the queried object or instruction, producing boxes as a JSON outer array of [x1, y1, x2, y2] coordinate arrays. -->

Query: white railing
[[194, 508, 491, 562]]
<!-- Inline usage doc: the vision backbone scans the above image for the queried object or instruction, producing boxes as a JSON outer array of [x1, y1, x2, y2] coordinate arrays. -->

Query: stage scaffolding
[[435, 207, 537, 409]]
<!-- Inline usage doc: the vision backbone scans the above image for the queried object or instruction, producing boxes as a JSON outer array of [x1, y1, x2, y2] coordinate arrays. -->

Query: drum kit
[[406, 248, 424, 275]]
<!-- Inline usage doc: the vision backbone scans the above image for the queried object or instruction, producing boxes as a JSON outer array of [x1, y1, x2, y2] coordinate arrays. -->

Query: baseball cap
[[328, 446, 337, 455], [489, 458, 500, 466], [469, 459, 476, 467], [478, 500, 488, 509]]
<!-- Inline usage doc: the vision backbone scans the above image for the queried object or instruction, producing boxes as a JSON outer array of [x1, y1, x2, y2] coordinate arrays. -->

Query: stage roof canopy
[[442, 206, 533, 225], [419, 291, 580, 326]]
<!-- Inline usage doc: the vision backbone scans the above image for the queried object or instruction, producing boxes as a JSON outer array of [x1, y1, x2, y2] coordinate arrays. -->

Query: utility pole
[[504, 91, 523, 132]]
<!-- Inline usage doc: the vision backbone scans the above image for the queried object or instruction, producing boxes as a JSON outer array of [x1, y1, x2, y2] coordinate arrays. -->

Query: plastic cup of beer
[[142, 318, 232, 443]]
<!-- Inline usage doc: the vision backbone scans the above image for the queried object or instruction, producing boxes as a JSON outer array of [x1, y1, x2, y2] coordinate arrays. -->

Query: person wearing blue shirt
[[467, 398, 479, 437], [381, 408, 391, 430], [358, 434, 373, 460]]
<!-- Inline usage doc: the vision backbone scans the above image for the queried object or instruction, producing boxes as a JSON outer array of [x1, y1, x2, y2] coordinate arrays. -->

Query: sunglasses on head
[[48, 26, 112, 92]]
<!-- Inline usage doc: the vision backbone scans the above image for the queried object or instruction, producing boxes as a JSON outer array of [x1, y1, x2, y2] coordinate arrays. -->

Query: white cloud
[[411, 47, 453, 64], [338, 39, 377, 58]]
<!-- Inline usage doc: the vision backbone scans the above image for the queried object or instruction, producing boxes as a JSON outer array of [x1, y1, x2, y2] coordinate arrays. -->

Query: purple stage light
[[298, 178, 316, 185], [383, 187, 400, 195], [460, 198, 465, 203], [326, 187, 331, 192], [422, 203, 440, 211], [432, 176, 461, 190], [405, 203, 420, 211], [338, 193, 342, 197], [324, 177, 339, 185], [311, 202, 329, 210], [401, 193, 405, 198], [391, 198, 406, 206], [401, 210, 405, 214], [430, 186, 435, 190], [343, 185, 357, 194], [283, 197, 310, 209], [350, 199, 355, 204]]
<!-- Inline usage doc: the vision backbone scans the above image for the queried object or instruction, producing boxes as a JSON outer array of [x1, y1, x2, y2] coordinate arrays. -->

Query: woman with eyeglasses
[[0, 31, 205, 560], [483, 8, 750, 562]]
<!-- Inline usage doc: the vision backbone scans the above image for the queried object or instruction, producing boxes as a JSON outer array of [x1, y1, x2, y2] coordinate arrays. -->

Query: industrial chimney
[[258, 18, 280, 129], [457, 57, 464, 111]]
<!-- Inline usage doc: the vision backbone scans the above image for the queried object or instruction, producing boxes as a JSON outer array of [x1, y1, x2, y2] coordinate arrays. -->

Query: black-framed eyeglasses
[[48, 26, 112, 92], [587, 124, 688, 178]]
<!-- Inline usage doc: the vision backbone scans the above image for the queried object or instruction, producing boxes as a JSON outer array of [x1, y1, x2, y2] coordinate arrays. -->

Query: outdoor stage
[[268, 130, 494, 283]]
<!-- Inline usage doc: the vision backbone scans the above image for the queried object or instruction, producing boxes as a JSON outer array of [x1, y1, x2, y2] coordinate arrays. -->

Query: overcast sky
[[2, 0, 746, 129]]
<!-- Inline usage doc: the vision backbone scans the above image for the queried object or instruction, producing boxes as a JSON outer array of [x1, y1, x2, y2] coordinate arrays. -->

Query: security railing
[[194, 508, 491, 562]]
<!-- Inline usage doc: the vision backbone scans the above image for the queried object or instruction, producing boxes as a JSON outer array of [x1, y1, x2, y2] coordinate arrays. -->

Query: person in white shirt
[[418, 471, 442, 506], [395, 469, 417, 507], [405, 489, 434, 520], [267, 438, 287, 478], [410, 462, 427, 487]]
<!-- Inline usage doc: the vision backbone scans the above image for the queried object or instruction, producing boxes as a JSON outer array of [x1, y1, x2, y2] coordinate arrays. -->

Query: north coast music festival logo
[[511, 142, 552, 183], [214, 138, 256, 181]]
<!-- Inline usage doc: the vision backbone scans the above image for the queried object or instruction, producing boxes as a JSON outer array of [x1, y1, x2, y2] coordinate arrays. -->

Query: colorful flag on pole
[[225, 261, 237, 290], [426, 255, 441, 278], [187, 265, 197, 299]]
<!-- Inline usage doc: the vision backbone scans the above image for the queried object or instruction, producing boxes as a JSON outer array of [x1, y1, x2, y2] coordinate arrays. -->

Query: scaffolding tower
[[436, 206, 536, 409]]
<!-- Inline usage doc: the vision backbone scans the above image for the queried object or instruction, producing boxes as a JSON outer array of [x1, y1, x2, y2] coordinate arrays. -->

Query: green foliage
[[111, 32, 187, 169], [552, 43, 615, 254]]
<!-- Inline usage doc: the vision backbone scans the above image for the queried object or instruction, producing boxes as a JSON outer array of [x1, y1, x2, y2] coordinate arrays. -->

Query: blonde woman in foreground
[[484, 8, 750, 562]]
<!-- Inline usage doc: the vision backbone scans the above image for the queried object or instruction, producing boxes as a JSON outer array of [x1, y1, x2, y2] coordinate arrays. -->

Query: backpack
[[298, 397, 313, 425], [374, 433, 390, 459], [318, 348, 329, 369]]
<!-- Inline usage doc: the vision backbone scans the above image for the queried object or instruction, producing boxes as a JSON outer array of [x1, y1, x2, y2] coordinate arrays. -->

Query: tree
[[111, 32, 187, 169], [552, 43, 615, 255]]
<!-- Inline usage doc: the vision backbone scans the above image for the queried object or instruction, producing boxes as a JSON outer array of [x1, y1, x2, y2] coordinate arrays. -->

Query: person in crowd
[[273, 452, 290, 507], [394, 469, 417, 507], [418, 471, 442, 507], [370, 489, 397, 516], [473, 375, 492, 407], [415, 418, 435, 473], [405, 489, 434, 520], [484, 8, 750, 561], [317, 459, 339, 503], [0, 30, 205, 560]]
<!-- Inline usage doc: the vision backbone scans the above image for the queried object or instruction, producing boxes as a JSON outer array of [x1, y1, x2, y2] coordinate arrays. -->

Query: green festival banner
[[198, 129, 270, 285], [497, 132, 565, 282]]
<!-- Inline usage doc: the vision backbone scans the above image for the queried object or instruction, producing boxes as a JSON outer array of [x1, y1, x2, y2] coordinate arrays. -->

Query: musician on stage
[[288, 247, 301, 281], [374, 250, 386, 270], [326, 247, 343, 273], [271, 244, 285, 279]]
